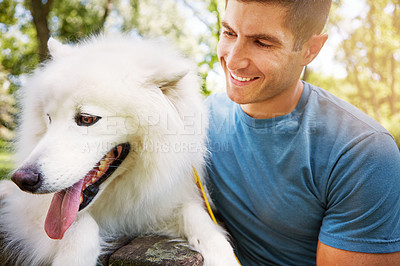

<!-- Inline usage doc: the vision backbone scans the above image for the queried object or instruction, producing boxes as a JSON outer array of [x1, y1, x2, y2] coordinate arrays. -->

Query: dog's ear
[[47, 37, 74, 59], [150, 71, 191, 115], [154, 71, 189, 93]]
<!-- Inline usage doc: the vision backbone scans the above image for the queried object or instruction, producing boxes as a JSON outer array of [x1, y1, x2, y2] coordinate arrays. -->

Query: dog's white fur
[[0, 35, 238, 265]]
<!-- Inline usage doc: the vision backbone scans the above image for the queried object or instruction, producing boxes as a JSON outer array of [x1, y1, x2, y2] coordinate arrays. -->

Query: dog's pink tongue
[[45, 180, 84, 240]]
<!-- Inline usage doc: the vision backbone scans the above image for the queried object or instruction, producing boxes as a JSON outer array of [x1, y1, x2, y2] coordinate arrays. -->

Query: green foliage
[[310, 0, 400, 146], [0, 75, 17, 140], [341, 1, 399, 117], [115, 0, 225, 95], [50, 0, 109, 42], [1, 0, 399, 148], [0, 0, 225, 140], [197, 0, 223, 96], [0, 0, 38, 92], [0, 139, 13, 180], [0, 0, 17, 26], [1, 0, 225, 92], [0, 1, 36, 139]]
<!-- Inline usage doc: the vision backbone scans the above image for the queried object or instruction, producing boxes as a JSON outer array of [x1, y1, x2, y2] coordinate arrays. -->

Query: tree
[[337, 0, 400, 142], [29, 0, 53, 61], [49, 0, 113, 43], [179, 0, 224, 95], [0, 65, 17, 141], [0, 0, 225, 139], [308, 0, 400, 145], [0, 0, 38, 139]]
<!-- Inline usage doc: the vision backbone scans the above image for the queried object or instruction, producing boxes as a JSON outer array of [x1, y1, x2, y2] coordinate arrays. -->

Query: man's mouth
[[44, 143, 130, 240], [230, 72, 259, 82]]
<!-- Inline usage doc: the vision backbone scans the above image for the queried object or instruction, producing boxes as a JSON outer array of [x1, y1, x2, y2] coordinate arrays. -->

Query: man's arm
[[317, 241, 400, 265]]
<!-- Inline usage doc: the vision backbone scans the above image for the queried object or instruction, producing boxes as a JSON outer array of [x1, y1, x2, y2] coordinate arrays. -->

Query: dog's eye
[[47, 114, 52, 124], [76, 113, 101, 127]]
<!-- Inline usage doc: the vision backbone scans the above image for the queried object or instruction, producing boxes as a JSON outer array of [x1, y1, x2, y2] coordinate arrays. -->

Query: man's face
[[217, 0, 307, 116]]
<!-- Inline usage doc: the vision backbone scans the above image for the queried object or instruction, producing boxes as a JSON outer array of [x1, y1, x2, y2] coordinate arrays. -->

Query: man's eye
[[255, 40, 272, 48], [222, 30, 236, 37], [75, 113, 101, 126]]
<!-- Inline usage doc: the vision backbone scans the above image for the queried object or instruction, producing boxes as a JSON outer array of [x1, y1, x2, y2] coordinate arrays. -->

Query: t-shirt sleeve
[[319, 132, 400, 253]]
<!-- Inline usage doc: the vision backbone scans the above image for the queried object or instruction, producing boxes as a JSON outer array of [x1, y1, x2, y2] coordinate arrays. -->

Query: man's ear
[[301, 33, 328, 66]]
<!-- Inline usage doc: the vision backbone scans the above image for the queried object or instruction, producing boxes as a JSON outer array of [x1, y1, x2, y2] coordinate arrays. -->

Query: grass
[[0, 140, 13, 180]]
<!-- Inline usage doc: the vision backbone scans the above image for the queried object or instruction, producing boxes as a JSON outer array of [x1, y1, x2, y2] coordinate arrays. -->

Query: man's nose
[[226, 41, 250, 71]]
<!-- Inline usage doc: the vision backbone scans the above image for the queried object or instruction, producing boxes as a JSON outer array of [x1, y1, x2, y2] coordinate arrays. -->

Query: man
[[205, 0, 400, 265]]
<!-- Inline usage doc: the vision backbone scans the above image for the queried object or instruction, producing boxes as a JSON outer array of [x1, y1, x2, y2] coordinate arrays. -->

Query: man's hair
[[226, 0, 332, 51]]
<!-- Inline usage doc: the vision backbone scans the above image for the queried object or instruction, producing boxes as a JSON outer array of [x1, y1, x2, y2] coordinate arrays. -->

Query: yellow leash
[[193, 167, 241, 265], [193, 167, 218, 224]]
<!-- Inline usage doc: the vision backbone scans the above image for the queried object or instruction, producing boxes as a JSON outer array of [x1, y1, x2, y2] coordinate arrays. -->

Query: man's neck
[[240, 80, 304, 119]]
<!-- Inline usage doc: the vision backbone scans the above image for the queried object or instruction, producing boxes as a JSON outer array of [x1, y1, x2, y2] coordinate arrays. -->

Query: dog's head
[[11, 35, 206, 239]]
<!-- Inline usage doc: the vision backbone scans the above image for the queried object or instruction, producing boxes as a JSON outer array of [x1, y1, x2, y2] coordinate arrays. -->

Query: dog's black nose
[[11, 167, 43, 193]]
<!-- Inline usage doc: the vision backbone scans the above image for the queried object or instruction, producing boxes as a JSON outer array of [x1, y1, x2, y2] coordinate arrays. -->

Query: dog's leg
[[182, 202, 240, 266], [52, 214, 101, 266]]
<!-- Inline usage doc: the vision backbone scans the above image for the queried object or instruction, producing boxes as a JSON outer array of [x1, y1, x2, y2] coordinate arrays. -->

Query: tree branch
[[180, 0, 213, 31], [100, 0, 113, 30]]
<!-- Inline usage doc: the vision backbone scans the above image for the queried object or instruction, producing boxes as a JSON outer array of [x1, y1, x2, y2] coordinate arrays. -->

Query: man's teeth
[[231, 72, 256, 82]]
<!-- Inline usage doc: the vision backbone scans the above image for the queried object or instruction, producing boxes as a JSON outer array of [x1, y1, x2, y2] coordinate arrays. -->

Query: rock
[[108, 235, 203, 266]]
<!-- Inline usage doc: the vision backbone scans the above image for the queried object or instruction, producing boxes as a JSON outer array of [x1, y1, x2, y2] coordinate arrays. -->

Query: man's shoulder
[[305, 83, 390, 135]]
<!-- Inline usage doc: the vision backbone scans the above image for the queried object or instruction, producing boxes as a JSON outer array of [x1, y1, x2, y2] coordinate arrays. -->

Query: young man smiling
[[205, 0, 400, 264]]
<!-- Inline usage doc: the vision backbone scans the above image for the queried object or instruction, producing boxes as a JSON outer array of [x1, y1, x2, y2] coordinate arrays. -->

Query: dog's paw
[[168, 238, 199, 252], [202, 253, 241, 266], [201, 244, 241, 266], [188, 234, 240, 266]]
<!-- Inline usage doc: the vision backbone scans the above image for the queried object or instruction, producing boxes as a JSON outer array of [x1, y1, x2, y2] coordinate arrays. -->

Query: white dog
[[0, 35, 238, 266]]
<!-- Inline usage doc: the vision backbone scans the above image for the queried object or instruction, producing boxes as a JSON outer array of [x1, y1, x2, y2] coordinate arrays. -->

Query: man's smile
[[229, 71, 260, 86]]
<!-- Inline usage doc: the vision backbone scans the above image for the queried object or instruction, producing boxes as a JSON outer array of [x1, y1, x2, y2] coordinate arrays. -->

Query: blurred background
[[0, 0, 399, 178]]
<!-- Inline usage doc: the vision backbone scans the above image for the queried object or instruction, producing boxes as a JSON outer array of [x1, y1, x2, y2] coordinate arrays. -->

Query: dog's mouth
[[44, 143, 130, 240], [79, 143, 130, 210]]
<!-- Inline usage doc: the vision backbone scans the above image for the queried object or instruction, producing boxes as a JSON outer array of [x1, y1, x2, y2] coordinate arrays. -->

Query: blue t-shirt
[[205, 82, 400, 265]]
